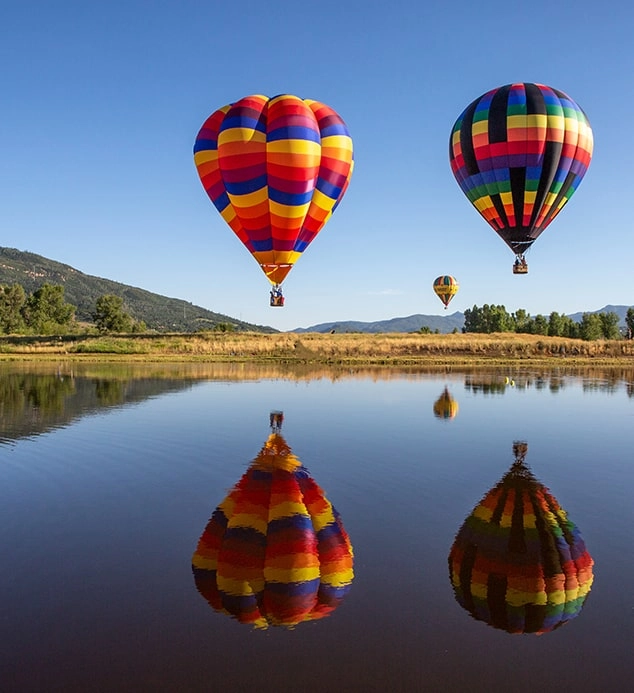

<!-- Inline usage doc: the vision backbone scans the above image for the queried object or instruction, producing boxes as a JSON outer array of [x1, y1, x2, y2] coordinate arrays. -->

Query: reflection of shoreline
[[0, 372, 199, 444], [2, 361, 634, 388]]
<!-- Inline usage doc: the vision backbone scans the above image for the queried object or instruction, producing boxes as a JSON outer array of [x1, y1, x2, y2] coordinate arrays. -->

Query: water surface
[[1, 363, 632, 692]]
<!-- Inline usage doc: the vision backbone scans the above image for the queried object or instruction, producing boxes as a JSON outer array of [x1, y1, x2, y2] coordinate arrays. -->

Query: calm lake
[[1, 362, 632, 692]]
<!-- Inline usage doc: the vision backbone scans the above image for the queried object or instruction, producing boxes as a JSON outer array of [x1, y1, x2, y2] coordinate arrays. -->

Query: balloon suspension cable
[[512, 440, 529, 469], [269, 410, 284, 433]]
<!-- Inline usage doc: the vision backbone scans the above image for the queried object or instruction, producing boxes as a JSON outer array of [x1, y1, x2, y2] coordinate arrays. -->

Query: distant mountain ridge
[[0, 247, 277, 333], [293, 312, 465, 334], [294, 306, 633, 333]]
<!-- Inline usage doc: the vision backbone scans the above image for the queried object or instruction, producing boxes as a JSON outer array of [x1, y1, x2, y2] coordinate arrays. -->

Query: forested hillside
[[0, 247, 276, 333]]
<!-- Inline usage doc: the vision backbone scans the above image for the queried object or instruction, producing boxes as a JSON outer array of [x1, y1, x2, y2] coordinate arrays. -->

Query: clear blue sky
[[2, 0, 632, 331]]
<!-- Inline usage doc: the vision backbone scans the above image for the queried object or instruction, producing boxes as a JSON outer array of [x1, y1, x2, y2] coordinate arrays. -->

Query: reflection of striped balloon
[[192, 433, 354, 629], [433, 387, 459, 419], [448, 462, 593, 635], [194, 94, 354, 286]]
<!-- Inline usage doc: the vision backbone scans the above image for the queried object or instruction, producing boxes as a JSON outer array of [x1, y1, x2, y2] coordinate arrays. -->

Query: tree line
[[462, 304, 634, 340], [0, 282, 146, 335]]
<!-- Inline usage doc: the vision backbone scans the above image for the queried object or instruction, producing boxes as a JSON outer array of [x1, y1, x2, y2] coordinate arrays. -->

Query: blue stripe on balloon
[[316, 177, 341, 200], [224, 175, 267, 195], [293, 239, 309, 252], [193, 138, 217, 153], [268, 188, 314, 206], [220, 115, 266, 133], [265, 579, 320, 596], [267, 126, 321, 143], [213, 191, 231, 212], [252, 239, 273, 251]]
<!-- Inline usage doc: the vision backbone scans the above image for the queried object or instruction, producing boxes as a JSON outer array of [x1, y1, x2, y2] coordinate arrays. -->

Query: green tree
[[92, 294, 133, 333], [626, 307, 634, 338], [22, 284, 75, 334], [598, 311, 621, 340], [0, 284, 27, 334], [512, 308, 532, 333], [532, 314, 548, 335], [578, 313, 603, 341]]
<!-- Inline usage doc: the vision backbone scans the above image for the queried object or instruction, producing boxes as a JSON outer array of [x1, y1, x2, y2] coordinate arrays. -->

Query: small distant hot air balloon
[[192, 413, 354, 629], [433, 275, 459, 309], [449, 83, 593, 274], [448, 441, 594, 635], [433, 386, 459, 419], [194, 94, 354, 306]]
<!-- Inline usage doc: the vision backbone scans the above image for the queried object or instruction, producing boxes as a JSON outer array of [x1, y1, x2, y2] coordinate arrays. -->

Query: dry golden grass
[[1, 330, 634, 365]]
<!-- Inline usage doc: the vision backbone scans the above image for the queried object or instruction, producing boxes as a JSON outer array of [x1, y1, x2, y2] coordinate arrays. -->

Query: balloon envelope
[[448, 454, 594, 634], [449, 83, 593, 259], [194, 94, 354, 286], [433, 275, 459, 308], [433, 387, 459, 419], [192, 432, 354, 629]]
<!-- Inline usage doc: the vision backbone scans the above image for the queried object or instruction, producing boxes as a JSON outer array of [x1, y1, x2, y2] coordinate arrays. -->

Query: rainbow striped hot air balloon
[[448, 442, 594, 635], [449, 83, 593, 274], [433, 275, 459, 309], [192, 423, 354, 629], [193, 94, 354, 306]]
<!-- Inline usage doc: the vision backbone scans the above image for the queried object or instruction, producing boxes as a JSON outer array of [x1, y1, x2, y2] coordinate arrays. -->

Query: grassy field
[[1, 331, 633, 365]]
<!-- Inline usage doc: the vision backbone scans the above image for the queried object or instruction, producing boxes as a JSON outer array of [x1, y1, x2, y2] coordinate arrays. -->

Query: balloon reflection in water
[[448, 442, 594, 634], [192, 413, 354, 629], [433, 387, 459, 420]]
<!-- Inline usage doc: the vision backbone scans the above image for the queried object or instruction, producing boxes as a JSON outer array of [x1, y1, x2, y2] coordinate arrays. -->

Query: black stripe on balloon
[[510, 167, 527, 235], [488, 85, 512, 144], [508, 481, 528, 554], [458, 542, 477, 612], [459, 99, 480, 176], [530, 139, 563, 233], [524, 603, 547, 633], [487, 573, 509, 631], [531, 493, 562, 578], [540, 170, 577, 229], [491, 194, 508, 229], [490, 487, 507, 525]]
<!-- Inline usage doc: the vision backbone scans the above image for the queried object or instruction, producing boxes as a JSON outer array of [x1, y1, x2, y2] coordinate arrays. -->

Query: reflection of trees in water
[[0, 373, 76, 418], [0, 371, 199, 443], [465, 367, 634, 395], [93, 379, 126, 405]]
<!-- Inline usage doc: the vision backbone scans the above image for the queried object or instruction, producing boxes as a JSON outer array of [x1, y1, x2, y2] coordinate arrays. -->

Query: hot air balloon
[[433, 386, 459, 419], [448, 441, 594, 635], [192, 413, 354, 629], [193, 94, 354, 306], [449, 83, 593, 274], [433, 275, 459, 309]]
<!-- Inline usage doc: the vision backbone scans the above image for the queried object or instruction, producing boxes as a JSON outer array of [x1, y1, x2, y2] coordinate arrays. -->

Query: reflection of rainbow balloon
[[433, 387, 459, 420], [192, 432, 353, 629], [448, 445, 593, 635]]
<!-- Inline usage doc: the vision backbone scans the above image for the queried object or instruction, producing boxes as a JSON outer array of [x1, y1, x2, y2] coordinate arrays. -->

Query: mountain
[[0, 247, 277, 333], [293, 306, 633, 333], [293, 312, 465, 334], [566, 305, 632, 326]]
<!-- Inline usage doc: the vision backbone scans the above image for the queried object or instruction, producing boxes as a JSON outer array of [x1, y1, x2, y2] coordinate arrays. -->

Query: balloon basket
[[512, 263, 528, 274]]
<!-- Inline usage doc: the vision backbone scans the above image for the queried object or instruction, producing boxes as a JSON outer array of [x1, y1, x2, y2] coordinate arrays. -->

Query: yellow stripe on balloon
[[218, 128, 267, 145], [471, 120, 489, 136], [267, 139, 321, 156], [270, 200, 310, 218], [267, 501, 309, 520], [320, 135, 354, 151], [228, 187, 269, 207], [264, 566, 321, 583]]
